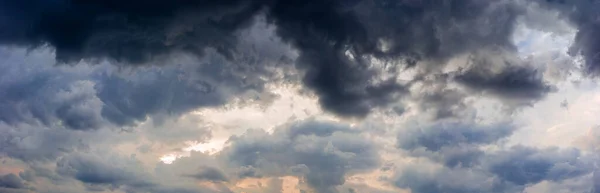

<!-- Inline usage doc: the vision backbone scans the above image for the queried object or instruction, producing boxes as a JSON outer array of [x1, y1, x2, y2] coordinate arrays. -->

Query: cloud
[[528, 0, 600, 76], [487, 146, 594, 186], [220, 119, 380, 193], [184, 166, 229, 183], [394, 117, 596, 193], [398, 121, 515, 151], [0, 0, 578, 117], [397, 120, 515, 167], [455, 64, 556, 107], [0, 1, 599, 193], [394, 164, 511, 193], [49, 151, 231, 193], [0, 48, 105, 130], [0, 28, 289, 129], [56, 153, 152, 188], [394, 145, 595, 193], [0, 173, 28, 190]]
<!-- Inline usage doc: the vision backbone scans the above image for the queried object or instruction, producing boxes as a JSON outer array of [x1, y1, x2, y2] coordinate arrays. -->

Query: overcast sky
[[0, 0, 599, 193]]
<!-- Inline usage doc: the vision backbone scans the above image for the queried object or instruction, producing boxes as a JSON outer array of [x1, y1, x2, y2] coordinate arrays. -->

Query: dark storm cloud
[[0, 0, 564, 117], [220, 119, 379, 193], [0, 30, 287, 129], [266, 0, 525, 116], [0, 0, 264, 64], [455, 64, 556, 107]]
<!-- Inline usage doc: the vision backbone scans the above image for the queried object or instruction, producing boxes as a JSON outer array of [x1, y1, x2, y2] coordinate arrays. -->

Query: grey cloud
[[487, 146, 594, 186], [397, 120, 515, 151], [455, 64, 556, 107], [594, 168, 600, 193], [184, 166, 229, 183], [0, 48, 105, 130], [394, 147, 595, 193], [0, 173, 27, 190], [394, 165, 512, 193], [0, 0, 564, 117], [0, 124, 89, 162], [395, 118, 595, 193], [52, 152, 228, 193], [530, 0, 600, 76], [56, 153, 151, 187], [0, 28, 288, 129], [267, 0, 523, 117], [220, 119, 380, 193], [394, 145, 595, 193], [236, 166, 262, 179]]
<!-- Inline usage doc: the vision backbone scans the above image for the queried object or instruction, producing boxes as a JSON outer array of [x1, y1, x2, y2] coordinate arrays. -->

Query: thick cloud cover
[[0, 1, 599, 193], [0, 0, 586, 117]]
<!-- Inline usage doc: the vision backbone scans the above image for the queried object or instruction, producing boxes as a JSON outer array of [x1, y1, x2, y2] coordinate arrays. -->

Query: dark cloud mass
[[455, 64, 556, 107], [1, 1, 600, 193], [1, 0, 589, 116]]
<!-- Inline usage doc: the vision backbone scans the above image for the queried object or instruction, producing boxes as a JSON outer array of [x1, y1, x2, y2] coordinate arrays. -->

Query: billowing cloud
[[220, 119, 380, 193], [0, 1, 599, 193], [0, 0, 588, 117], [0, 173, 28, 190], [487, 146, 593, 186], [394, 146, 595, 193], [394, 118, 596, 193], [398, 120, 515, 167]]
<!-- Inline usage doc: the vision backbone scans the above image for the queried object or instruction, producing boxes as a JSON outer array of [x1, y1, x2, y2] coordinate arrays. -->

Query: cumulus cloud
[[220, 119, 380, 193], [487, 146, 594, 186], [394, 146, 595, 193], [0, 173, 28, 190], [394, 118, 596, 193], [398, 120, 515, 167]]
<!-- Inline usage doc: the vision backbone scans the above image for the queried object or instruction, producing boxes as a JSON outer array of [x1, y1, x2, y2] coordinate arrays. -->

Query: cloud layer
[[0, 1, 598, 193]]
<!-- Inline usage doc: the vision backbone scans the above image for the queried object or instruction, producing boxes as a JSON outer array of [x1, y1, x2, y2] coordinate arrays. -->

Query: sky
[[0, 0, 599, 193]]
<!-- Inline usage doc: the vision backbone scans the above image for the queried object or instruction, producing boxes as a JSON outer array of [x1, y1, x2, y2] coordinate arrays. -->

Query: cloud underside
[[1, 0, 594, 118], [0, 0, 598, 193]]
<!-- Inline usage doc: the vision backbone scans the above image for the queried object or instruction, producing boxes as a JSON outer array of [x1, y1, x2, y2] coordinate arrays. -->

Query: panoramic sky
[[0, 0, 600, 193]]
